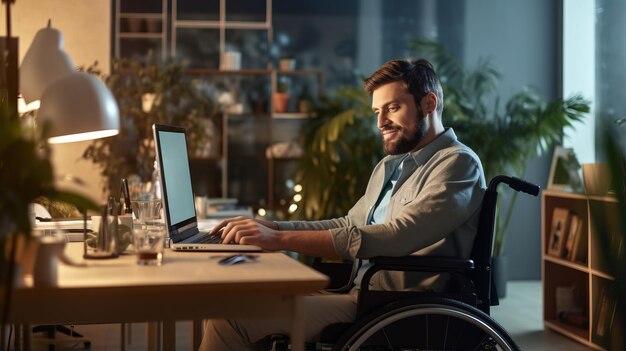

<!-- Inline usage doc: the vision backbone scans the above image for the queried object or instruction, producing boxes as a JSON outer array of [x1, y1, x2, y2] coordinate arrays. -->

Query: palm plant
[[292, 87, 382, 220]]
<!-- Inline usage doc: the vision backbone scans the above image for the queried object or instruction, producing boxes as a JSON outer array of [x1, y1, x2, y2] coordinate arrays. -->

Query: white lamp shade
[[38, 72, 120, 144], [20, 21, 75, 104]]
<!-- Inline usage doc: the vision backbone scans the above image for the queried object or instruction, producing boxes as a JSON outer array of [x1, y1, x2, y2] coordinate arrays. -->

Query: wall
[[2, 0, 111, 203], [562, 0, 595, 164], [463, 0, 560, 279]]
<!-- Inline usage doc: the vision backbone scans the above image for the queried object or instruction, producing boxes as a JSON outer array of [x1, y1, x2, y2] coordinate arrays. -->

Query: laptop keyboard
[[189, 234, 224, 244]]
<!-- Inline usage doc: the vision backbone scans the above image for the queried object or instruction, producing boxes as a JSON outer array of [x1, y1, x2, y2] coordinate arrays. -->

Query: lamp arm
[[4, 0, 14, 39]]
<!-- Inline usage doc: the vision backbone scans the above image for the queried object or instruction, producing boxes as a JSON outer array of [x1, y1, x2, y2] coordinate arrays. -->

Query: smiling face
[[372, 81, 427, 155]]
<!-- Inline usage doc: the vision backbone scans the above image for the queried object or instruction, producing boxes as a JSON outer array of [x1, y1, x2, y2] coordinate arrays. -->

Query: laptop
[[152, 123, 262, 252]]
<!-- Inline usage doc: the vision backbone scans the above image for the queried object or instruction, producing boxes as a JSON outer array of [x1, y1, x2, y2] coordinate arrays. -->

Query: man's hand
[[210, 216, 281, 250], [209, 217, 338, 258]]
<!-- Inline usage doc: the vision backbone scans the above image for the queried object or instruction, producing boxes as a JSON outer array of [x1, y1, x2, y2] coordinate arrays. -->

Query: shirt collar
[[408, 127, 457, 166]]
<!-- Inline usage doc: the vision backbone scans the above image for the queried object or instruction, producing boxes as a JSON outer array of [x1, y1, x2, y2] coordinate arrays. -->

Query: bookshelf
[[542, 189, 623, 350]]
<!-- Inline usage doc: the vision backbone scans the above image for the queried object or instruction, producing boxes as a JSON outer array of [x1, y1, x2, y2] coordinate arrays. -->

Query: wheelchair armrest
[[369, 255, 474, 272], [360, 256, 475, 297], [355, 256, 476, 319]]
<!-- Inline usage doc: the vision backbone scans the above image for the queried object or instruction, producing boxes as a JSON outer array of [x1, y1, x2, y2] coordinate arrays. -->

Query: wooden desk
[[10, 243, 328, 350]]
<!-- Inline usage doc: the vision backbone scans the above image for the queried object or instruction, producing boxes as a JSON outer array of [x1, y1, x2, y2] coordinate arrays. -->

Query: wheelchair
[[271, 175, 540, 351]]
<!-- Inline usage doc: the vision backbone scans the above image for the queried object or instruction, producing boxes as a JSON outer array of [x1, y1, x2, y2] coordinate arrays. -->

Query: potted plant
[[0, 104, 97, 345], [273, 80, 290, 113], [292, 40, 590, 298], [81, 56, 218, 195]]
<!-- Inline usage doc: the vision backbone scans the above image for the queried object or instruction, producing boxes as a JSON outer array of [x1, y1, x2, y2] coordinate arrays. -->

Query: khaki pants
[[200, 291, 357, 351]]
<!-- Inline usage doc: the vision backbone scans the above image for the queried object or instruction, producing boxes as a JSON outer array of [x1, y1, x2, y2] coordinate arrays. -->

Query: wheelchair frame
[[275, 176, 540, 351]]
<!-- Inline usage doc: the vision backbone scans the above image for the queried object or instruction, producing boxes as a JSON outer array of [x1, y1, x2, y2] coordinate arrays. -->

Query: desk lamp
[[1, 5, 119, 348], [20, 20, 120, 143]]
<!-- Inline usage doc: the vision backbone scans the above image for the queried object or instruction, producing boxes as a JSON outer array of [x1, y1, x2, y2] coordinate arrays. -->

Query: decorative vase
[[492, 255, 508, 299]]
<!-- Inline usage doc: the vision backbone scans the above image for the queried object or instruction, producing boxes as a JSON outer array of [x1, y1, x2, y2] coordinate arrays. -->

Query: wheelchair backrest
[[470, 176, 540, 314]]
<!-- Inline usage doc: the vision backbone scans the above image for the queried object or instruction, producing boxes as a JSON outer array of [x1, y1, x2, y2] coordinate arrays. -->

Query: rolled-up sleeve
[[330, 150, 484, 259]]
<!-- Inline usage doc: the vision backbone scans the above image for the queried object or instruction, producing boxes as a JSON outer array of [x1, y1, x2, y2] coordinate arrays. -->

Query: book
[[593, 285, 617, 347], [564, 214, 581, 260], [571, 216, 588, 264], [548, 207, 572, 258]]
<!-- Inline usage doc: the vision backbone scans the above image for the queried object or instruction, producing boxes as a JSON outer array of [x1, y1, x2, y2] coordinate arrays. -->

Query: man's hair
[[364, 59, 444, 114]]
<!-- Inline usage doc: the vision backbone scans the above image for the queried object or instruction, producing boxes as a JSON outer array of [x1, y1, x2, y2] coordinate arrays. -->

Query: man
[[200, 58, 485, 350]]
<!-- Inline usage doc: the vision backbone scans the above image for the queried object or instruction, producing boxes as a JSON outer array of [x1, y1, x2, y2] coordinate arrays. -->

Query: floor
[[490, 281, 593, 351], [18, 281, 593, 350]]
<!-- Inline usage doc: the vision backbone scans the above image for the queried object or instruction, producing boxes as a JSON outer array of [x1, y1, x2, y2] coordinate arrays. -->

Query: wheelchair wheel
[[333, 297, 519, 351]]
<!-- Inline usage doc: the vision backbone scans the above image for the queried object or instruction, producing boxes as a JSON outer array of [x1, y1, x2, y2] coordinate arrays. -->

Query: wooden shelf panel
[[542, 189, 589, 200], [276, 69, 322, 76], [185, 68, 273, 76], [543, 189, 617, 202], [119, 33, 164, 39], [544, 255, 588, 272], [120, 13, 163, 19], [590, 269, 615, 281], [175, 19, 270, 30], [544, 320, 592, 346]]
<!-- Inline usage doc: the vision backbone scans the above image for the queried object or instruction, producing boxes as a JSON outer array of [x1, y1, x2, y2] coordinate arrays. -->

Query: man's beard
[[381, 110, 426, 155]]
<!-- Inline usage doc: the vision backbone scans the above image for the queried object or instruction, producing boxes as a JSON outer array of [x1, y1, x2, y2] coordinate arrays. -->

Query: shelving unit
[[542, 189, 623, 350], [112, 0, 323, 214], [171, 0, 273, 70], [114, 0, 167, 60], [215, 68, 322, 212]]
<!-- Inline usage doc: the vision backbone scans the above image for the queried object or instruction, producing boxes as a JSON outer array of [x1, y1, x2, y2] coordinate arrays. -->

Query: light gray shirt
[[370, 154, 407, 225], [277, 128, 486, 290]]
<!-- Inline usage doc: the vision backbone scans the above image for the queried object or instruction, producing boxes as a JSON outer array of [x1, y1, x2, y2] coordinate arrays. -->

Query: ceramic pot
[[273, 92, 290, 113], [33, 236, 66, 287]]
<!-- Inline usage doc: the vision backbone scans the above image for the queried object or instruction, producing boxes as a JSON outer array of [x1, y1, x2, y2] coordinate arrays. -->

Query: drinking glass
[[133, 222, 166, 266], [131, 199, 162, 229]]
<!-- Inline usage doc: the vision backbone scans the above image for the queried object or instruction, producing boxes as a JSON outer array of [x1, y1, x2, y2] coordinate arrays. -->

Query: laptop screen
[[153, 125, 196, 230]]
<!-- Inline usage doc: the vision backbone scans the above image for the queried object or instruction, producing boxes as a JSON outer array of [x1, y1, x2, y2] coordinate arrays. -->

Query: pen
[[121, 178, 132, 214]]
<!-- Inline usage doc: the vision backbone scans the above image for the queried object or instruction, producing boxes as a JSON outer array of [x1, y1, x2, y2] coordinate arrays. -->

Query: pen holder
[[86, 214, 133, 254], [84, 209, 119, 259]]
